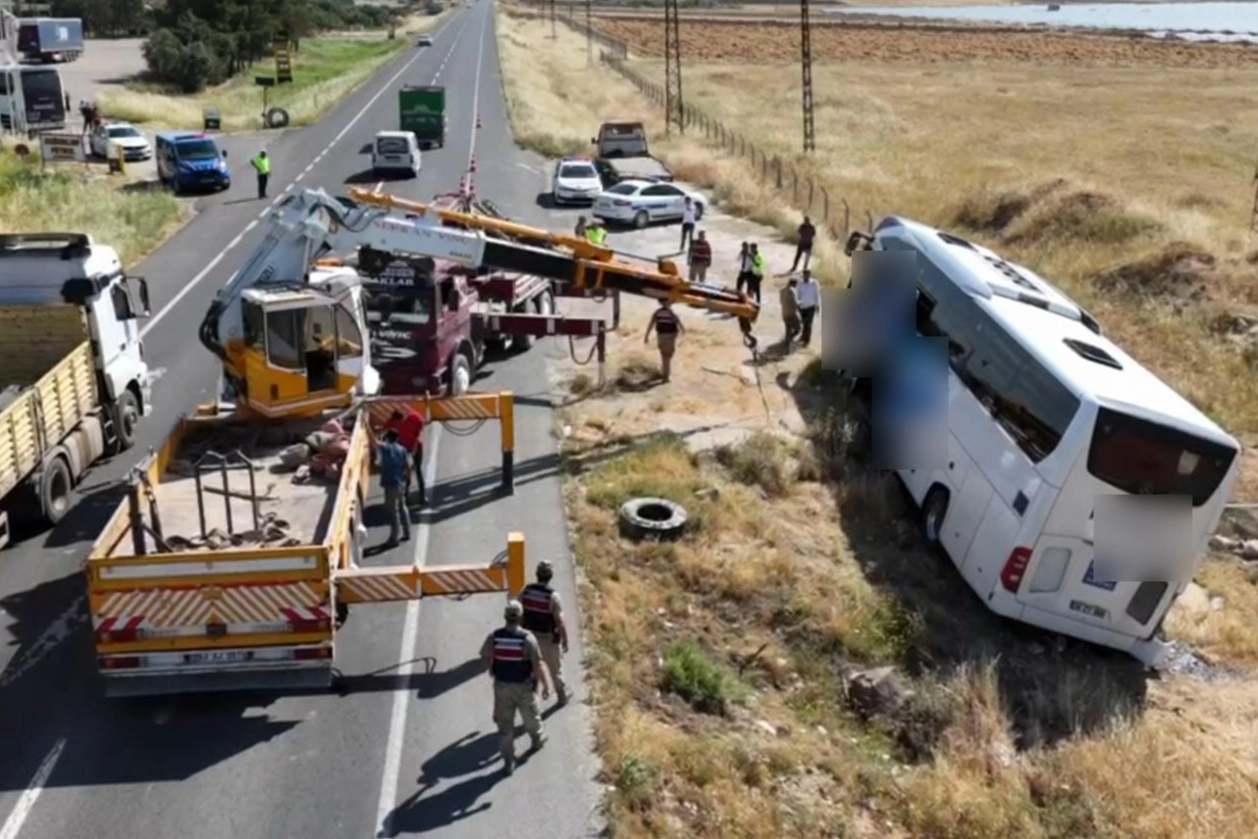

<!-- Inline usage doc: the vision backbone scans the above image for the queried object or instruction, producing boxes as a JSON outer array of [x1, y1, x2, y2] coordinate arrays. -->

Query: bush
[[714, 431, 792, 498], [661, 640, 742, 714]]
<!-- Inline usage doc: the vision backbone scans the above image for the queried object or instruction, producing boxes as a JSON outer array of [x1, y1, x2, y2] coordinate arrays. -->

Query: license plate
[[186, 650, 253, 665], [1069, 600, 1109, 619]]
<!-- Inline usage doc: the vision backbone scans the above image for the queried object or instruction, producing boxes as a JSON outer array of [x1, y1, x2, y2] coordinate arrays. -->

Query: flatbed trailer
[[88, 393, 524, 697]]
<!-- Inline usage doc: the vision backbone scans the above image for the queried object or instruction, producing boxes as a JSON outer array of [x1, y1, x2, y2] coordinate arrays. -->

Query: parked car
[[90, 122, 152, 161], [593, 179, 705, 229], [415, 34, 433, 46], [551, 156, 603, 206]]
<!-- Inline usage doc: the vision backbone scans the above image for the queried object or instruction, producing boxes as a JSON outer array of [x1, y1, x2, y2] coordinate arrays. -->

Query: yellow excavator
[[198, 187, 760, 419]]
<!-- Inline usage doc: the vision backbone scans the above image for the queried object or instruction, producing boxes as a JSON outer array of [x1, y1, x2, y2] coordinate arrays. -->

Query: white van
[[372, 130, 421, 178]]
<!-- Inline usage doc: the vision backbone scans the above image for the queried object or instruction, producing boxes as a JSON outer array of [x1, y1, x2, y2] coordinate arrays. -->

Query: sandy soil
[[549, 188, 818, 449], [593, 16, 1258, 67]]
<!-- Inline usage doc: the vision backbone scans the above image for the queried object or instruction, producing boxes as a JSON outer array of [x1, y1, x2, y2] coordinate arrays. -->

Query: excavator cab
[[232, 278, 376, 418]]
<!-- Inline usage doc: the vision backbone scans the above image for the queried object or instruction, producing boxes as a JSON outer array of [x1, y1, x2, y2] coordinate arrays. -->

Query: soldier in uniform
[[520, 560, 569, 706], [480, 600, 552, 774]]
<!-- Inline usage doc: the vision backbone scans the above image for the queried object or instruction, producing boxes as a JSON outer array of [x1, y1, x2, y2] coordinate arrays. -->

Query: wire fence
[[559, 13, 871, 242]]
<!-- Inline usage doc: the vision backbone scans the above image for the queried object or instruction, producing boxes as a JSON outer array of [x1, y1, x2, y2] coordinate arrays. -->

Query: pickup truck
[[0, 233, 152, 549], [591, 121, 673, 186]]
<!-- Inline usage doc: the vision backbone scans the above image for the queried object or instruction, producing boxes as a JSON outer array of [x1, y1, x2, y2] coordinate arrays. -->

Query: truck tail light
[[293, 647, 332, 661], [98, 626, 140, 645], [1000, 547, 1033, 593], [290, 618, 331, 634], [101, 656, 141, 670]]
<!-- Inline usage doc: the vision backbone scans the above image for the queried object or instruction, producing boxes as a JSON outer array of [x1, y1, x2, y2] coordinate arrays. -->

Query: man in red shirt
[[383, 408, 427, 505]]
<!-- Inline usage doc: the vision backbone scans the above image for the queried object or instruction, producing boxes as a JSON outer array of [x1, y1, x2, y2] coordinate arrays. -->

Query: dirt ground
[[594, 17, 1258, 68], [548, 191, 819, 450]]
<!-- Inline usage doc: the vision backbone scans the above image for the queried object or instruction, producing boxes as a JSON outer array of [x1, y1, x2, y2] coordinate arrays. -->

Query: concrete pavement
[[0, 3, 604, 837]]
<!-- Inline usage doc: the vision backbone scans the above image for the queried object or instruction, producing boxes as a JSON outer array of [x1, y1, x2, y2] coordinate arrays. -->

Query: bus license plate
[[186, 650, 253, 665], [1069, 600, 1108, 620]]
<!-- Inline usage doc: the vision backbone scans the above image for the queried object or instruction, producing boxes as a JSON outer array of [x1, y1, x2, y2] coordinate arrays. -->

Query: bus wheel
[[922, 488, 949, 547]]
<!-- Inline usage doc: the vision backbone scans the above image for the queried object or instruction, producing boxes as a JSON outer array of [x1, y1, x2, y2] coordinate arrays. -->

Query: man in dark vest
[[480, 600, 552, 774], [520, 561, 569, 706]]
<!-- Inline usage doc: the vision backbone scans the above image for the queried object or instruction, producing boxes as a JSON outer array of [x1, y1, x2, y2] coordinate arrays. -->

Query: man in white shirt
[[796, 270, 821, 347], [680, 197, 696, 251]]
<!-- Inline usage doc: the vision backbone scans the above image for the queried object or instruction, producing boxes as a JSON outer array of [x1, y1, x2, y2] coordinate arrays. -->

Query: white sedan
[[90, 122, 152, 161], [551, 158, 603, 205], [592, 179, 705, 229]]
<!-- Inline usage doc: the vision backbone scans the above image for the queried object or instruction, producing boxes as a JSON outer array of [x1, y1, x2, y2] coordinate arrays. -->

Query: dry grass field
[[497, 7, 1258, 839]]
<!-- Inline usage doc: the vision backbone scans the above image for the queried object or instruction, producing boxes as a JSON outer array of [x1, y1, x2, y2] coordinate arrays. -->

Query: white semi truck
[[0, 233, 153, 549]]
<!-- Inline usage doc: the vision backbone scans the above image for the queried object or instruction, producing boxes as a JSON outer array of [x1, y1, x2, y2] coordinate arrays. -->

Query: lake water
[[825, 2, 1258, 43]]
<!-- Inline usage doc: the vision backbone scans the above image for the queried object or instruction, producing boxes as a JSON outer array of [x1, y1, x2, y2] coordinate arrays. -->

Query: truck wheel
[[518, 292, 552, 351], [107, 390, 140, 455], [39, 457, 73, 525], [449, 352, 472, 396], [633, 210, 648, 230]]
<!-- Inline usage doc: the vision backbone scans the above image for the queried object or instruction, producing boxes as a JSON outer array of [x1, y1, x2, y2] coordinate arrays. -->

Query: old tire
[[633, 210, 648, 229], [39, 457, 73, 525], [111, 390, 140, 454], [449, 352, 472, 396], [922, 488, 949, 548], [619, 497, 687, 541]]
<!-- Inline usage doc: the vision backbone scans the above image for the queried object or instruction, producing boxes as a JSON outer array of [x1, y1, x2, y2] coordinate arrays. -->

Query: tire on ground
[[618, 497, 687, 541]]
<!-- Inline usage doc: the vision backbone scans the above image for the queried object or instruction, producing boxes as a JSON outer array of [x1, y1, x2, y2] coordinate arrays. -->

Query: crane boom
[[201, 187, 760, 418]]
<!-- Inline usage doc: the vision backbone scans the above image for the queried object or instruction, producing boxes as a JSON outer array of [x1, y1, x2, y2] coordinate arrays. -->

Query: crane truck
[[87, 186, 759, 696], [0, 233, 153, 551]]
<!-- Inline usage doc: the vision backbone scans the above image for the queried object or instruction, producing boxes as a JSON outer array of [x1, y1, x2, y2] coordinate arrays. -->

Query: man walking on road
[[680, 197, 697, 251], [381, 407, 426, 506], [797, 270, 821, 347], [780, 277, 801, 352], [520, 560, 570, 706], [688, 229, 712, 284], [251, 150, 271, 199], [747, 243, 766, 305], [377, 428, 412, 547], [791, 216, 816, 274], [736, 241, 753, 295], [481, 600, 551, 774], [644, 298, 684, 383]]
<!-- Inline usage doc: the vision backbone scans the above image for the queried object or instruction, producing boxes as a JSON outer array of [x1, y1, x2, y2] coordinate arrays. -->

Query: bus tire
[[922, 487, 949, 548], [39, 456, 74, 525]]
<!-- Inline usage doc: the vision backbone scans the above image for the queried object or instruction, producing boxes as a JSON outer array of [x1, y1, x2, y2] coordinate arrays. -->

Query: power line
[[801, 0, 816, 153], [664, 0, 683, 136]]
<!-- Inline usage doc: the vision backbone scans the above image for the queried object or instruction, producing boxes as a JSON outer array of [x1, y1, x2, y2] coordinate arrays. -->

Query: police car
[[551, 156, 603, 206], [592, 179, 706, 229]]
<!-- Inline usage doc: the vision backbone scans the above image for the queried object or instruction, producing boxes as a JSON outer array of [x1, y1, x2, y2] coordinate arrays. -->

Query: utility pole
[[800, 0, 816, 153], [664, 0, 683, 136], [586, 0, 593, 67]]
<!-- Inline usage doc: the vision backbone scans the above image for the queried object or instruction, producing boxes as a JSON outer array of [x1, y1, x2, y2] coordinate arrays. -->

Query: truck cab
[[155, 131, 231, 195], [371, 130, 421, 178]]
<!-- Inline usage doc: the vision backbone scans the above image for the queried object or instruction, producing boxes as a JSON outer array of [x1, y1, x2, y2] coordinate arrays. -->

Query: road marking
[[375, 424, 444, 837], [516, 162, 538, 173], [245, 220, 257, 233], [140, 252, 225, 337], [295, 171, 305, 182], [0, 597, 86, 690], [374, 180, 384, 193], [257, 206, 270, 219], [467, 6, 488, 173], [228, 232, 244, 249], [0, 738, 66, 839]]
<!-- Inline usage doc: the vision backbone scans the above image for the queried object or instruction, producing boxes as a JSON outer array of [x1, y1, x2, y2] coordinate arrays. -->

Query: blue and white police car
[[592, 179, 706, 229]]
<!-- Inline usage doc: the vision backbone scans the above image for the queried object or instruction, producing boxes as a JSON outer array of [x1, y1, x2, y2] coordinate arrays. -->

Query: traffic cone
[[470, 156, 477, 173], [476, 115, 482, 130]]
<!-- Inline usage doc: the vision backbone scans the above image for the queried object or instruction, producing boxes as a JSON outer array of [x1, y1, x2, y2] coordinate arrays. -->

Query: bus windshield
[[175, 139, 220, 161], [1088, 407, 1236, 507]]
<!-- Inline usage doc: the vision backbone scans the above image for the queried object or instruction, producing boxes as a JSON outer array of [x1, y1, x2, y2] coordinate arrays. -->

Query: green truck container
[[399, 85, 445, 149]]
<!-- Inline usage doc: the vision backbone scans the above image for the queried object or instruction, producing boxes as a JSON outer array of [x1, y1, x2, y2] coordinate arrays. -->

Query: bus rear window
[[1088, 407, 1236, 507]]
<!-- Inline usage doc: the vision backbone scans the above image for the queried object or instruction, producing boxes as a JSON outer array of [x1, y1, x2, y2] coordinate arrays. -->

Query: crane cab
[[229, 270, 379, 418]]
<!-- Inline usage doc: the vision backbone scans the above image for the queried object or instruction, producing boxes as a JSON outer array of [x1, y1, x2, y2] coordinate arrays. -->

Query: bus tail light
[[1000, 547, 1032, 593]]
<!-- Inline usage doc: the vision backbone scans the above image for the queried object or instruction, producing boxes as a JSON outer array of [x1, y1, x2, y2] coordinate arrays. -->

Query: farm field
[[496, 7, 1258, 839]]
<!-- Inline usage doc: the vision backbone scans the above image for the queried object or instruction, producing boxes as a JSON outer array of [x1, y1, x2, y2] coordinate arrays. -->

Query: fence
[[549, 9, 874, 243]]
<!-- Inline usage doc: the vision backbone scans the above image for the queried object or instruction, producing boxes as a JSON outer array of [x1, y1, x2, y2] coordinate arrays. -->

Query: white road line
[[0, 738, 66, 839], [295, 172, 305, 182], [516, 163, 537, 173], [245, 220, 258, 233], [375, 425, 444, 837], [374, 180, 384, 193], [228, 232, 244, 249], [140, 252, 225, 337], [467, 9, 488, 172]]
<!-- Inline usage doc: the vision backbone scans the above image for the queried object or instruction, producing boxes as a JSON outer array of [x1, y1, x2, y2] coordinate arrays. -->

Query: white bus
[[845, 217, 1241, 665], [0, 64, 66, 132]]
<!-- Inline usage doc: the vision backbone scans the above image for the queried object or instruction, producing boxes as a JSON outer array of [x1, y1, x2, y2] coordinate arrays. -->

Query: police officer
[[520, 561, 569, 706], [480, 600, 552, 774], [251, 150, 271, 199]]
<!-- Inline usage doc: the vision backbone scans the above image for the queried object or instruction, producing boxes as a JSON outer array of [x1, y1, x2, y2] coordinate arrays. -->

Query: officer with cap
[[480, 599, 552, 774], [520, 560, 570, 706]]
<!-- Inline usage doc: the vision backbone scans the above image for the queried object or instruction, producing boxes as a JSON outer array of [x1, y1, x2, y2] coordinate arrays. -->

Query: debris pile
[[165, 511, 301, 551]]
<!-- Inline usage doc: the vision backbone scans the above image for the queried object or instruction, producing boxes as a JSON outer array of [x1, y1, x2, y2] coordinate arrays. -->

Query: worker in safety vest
[[586, 219, 607, 246], [520, 561, 569, 706], [644, 298, 684, 383], [480, 600, 551, 774], [747, 243, 766, 305], [251, 150, 271, 200]]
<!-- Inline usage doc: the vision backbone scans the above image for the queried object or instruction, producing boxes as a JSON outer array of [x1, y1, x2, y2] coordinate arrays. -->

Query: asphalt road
[[0, 3, 604, 837]]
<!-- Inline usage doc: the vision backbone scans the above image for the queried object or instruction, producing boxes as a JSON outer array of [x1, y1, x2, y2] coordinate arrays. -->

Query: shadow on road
[[380, 730, 502, 837]]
